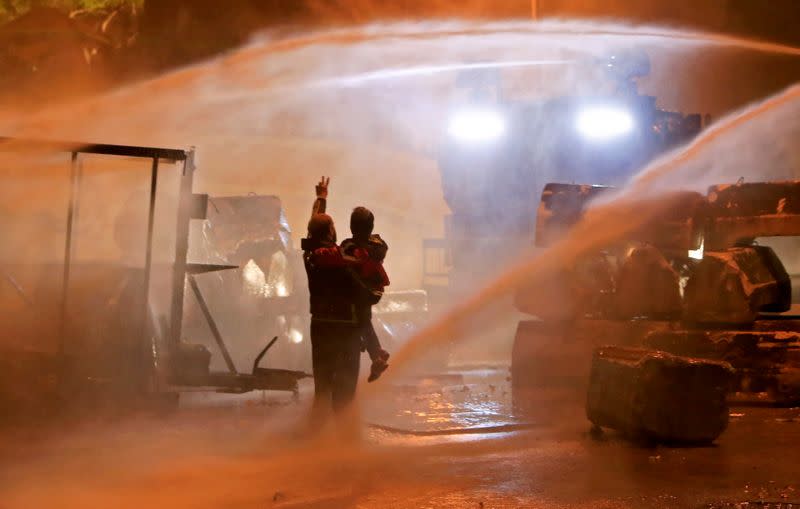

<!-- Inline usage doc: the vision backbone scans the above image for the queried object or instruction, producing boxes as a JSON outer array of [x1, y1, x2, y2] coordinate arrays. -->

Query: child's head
[[350, 206, 374, 240]]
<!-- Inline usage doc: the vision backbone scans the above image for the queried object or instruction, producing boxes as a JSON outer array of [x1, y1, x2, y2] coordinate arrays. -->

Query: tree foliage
[[0, 0, 143, 23]]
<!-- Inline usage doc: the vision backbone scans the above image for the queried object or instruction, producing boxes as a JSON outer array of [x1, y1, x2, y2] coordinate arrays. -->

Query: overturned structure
[[184, 194, 310, 375], [0, 139, 310, 422], [513, 180, 800, 440]]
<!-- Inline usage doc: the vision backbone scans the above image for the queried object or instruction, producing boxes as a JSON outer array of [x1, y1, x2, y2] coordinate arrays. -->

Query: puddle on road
[[363, 366, 529, 437]]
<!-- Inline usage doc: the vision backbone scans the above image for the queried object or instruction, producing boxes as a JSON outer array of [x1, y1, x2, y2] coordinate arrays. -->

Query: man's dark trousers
[[310, 320, 362, 412]]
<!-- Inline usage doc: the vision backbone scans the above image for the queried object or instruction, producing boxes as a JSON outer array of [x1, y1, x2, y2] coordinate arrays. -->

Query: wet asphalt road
[[3, 367, 800, 509], [362, 368, 800, 508]]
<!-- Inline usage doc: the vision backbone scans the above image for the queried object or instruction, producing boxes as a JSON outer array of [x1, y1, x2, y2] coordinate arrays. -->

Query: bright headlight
[[447, 108, 506, 143], [576, 106, 634, 141]]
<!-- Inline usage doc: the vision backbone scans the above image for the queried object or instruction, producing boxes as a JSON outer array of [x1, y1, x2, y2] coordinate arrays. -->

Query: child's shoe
[[367, 350, 390, 382]]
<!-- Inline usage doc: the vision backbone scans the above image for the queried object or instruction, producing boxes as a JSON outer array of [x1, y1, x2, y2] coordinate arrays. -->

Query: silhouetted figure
[[341, 207, 391, 382], [301, 177, 362, 421]]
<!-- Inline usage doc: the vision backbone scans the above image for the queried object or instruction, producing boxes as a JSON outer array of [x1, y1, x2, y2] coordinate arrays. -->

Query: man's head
[[350, 206, 374, 241], [308, 213, 336, 245]]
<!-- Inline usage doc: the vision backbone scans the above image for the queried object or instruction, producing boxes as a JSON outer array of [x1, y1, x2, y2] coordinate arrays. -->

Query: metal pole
[[137, 157, 159, 384], [188, 274, 237, 374], [59, 152, 81, 356], [142, 157, 159, 299], [170, 150, 195, 352]]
